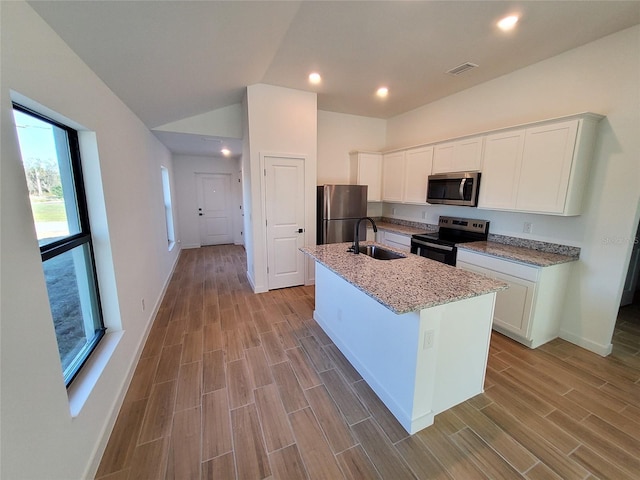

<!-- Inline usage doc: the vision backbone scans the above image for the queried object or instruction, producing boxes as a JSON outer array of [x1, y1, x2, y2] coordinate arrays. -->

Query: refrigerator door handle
[[325, 189, 331, 219]]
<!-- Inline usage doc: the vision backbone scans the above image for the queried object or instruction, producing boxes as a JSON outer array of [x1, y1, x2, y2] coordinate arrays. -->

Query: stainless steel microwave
[[426, 172, 481, 206]]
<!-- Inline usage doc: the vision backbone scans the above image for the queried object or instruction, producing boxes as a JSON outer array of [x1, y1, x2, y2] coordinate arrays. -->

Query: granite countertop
[[302, 242, 507, 314], [369, 221, 431, 236], [458, 241, 579, 267]]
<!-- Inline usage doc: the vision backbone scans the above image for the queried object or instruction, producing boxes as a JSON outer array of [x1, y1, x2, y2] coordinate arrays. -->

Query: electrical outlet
[[523, 222, 533, 234], [392, 207, 397, 215], [422, 211, 427, 220]]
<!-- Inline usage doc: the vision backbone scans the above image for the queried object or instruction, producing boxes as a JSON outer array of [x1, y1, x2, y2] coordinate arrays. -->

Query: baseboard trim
[[559, 329, 613, 357], [85, 246, 182, 479]]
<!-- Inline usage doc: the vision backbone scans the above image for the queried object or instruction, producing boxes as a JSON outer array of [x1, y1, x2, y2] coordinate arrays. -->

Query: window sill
[[67, 330, 123, 417]]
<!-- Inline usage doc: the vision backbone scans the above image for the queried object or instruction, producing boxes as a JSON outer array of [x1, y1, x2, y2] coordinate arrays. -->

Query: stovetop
[[412, 216, 489, 246]]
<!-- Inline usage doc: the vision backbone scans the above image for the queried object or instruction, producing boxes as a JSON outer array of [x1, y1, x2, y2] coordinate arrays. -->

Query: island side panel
[[313, 263, 427, 432], [423, 292, 496, 415]]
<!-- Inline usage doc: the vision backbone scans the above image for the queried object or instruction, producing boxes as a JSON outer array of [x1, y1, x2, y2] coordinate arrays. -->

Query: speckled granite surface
[[379, 217, 439, 232], [302, 242, 507, 314], [373, 221, 430, 236], [366, 217, 437, 237], [458, 241, 578, 267], [487, 233, 581, 258]]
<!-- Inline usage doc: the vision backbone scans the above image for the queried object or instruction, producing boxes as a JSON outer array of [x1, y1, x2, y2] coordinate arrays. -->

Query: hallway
[[96, 245, 640, 479]]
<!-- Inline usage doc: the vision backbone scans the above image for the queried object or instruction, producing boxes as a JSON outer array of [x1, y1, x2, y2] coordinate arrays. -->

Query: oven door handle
[[411, 239, 454, 252], [459, 178, 466, 199]]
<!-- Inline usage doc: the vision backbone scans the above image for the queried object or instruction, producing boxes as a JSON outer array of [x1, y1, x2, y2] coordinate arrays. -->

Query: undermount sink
[[358, 245, 406, 260]]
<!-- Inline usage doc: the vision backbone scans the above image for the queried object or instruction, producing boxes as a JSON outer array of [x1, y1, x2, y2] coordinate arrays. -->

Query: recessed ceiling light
[[376, 87, 389, 98], [308, 72, 322, 84], [497, 15, 519, 31], [221, 148, 231, 156]]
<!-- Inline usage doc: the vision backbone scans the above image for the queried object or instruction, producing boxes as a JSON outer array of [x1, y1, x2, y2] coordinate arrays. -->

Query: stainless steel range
[[410, 216, 489, 265]]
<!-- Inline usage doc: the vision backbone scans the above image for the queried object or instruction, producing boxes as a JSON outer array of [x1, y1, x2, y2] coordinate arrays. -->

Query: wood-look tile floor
[[96, 245, 640, 480]]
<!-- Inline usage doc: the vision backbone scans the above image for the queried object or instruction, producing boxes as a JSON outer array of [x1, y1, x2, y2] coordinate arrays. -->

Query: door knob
[[297, 228, 304, 233]]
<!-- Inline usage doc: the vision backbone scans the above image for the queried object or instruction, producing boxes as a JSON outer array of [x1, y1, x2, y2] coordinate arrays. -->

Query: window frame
[[13, 103, 106, 387], [160, 165, 176, 249]]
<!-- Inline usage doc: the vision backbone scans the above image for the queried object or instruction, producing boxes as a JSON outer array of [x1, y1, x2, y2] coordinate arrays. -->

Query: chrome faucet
[[351, 217, 378, 254]]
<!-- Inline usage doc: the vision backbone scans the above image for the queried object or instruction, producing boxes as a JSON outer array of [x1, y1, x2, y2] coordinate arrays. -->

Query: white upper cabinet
[[350, 151, 382, 202], [478, 130, 525, 210], [516, 120, 579, 214], [478, 113, 602, 216], [382, 147, 433, 204], [403, 146, 433, 204], [350, 112, 602, 214], [432, 136, 484, 174], [382, 151, 406, 202]]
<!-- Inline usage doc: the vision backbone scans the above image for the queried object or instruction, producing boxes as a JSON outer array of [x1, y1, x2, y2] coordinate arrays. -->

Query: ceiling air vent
[[446, 62, 479, 76]]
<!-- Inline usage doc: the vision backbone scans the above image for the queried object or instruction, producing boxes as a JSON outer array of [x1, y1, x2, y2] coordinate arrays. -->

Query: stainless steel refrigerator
[[317, 185, 368, 244]]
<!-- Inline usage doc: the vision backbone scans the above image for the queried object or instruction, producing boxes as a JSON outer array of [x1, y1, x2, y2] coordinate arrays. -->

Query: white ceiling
[[28, 1, 640, 156], [152, 130, 243, 158]]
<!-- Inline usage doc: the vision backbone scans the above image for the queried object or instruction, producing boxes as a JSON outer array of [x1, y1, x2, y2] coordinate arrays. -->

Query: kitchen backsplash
[[378, 216, 581, 258]]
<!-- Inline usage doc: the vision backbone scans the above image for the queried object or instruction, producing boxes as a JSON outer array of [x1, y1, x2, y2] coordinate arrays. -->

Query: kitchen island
[[301, 242, 506, 434]]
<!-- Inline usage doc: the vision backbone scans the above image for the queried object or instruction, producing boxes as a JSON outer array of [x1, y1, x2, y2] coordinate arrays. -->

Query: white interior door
[[197, 173, 233, 246], [265, 156, 305, 290]]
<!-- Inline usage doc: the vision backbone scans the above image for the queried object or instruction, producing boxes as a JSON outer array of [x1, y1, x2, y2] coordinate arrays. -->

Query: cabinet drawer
[[378, 231, 411, 252], [383, 231, 411, 246], [457, 250, 539, 282]]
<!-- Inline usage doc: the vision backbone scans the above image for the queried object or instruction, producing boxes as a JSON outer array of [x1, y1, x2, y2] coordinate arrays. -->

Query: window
[[13, 104, 105, 387], [161, 166, 175, 248]]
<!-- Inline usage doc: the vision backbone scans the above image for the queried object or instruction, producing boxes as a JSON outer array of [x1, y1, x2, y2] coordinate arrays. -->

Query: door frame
[[259, 152, 309, 291], [620, 204, 640, 307]]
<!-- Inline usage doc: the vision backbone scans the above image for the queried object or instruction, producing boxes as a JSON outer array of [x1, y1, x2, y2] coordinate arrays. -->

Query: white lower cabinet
[[377, 231, 411, 252], [365, 226, 376, 242], [457, 249, 572, 348]]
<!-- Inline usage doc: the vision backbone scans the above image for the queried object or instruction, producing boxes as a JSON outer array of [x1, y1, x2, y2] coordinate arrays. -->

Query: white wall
[[385, 26, 640, 355], [241, 94, 255, 281], [0, 2, 180, 479], [245, 84, 317, 291], [154, 103, 243, 139], [317, 110, 386, 185], [173, 155, 243, 248]]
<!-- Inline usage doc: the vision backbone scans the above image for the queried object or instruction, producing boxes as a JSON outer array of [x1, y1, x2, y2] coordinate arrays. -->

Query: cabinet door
[[432, 137, 483, 174], [516, 120, 579, 214], [454, 136, 484, 172], [382, 151, 405, 202], [403, 146, 433, 204], [457, 261, 535, 340], [432, 142, 455, 174], [477, 130, 525, 210], [356, 153, 382, 202], [491, 270, 536, 338]]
